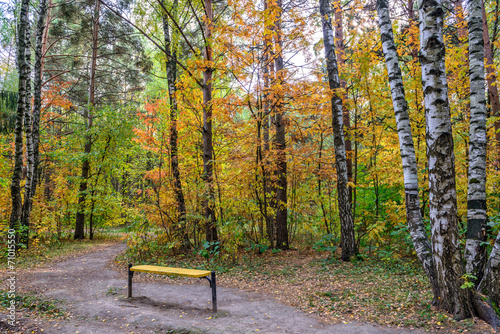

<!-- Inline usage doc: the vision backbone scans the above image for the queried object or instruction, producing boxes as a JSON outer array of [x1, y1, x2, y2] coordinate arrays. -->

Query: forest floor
[[0, 240, 495, 334]]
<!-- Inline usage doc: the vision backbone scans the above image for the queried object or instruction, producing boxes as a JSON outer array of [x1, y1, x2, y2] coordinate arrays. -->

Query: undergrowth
[[0, 289, 68, 319]]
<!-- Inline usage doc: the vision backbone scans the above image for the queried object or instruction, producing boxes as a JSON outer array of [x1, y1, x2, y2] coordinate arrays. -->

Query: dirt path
[[4, 243, 421, 333]]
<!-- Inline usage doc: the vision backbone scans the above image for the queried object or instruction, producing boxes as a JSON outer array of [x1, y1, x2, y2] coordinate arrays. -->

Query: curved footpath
[[4, 243, 420, 333]]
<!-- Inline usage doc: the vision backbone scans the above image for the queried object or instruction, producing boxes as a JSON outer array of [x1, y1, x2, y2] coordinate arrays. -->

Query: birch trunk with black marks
[[75, 0, 100, 239], [10, 0, 30, 233], [419, 0, 468, 319], [203, 0, 218, 243], [21, 0, 48, 245], [478, 232, 500, 308], [319, 0, 356, 261], [481, 1, 500, 161], [376, 0, 439, 298], [18, 15, 32, 245], [464, 0, 488, 285], [274, 0, 289, 250], [162, 0, 189, 250], [333, 1, 352, 202]]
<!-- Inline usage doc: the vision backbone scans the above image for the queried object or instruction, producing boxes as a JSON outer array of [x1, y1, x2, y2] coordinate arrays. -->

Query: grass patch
[[0, 289, 68, 319]]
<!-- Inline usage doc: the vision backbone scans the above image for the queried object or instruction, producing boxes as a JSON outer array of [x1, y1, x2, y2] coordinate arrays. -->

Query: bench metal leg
[[128, 263, 134, 298], [211, 271, 217, 313]]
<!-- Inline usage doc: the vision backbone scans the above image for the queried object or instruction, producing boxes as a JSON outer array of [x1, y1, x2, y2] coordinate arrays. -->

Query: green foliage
[[0, 91, 17, 133], [312, 234, 338, 253], [460, 273, 477, 289], [195, 241, 221, 262]]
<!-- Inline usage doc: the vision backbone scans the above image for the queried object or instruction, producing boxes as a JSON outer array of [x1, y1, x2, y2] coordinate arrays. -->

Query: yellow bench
[[127, 264, 217, 312]]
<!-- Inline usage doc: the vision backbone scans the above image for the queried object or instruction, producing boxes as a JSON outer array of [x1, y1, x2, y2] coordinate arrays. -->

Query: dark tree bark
[[75, 0, 100, 240], [10, 0, 30, 235], [273, 0, 289, 250], [319, 0, 357, 261], [263, 0, 275, 248], [376, 0, 439, 298], [203, 0, 218, 243], [162, 0, 189, 250]]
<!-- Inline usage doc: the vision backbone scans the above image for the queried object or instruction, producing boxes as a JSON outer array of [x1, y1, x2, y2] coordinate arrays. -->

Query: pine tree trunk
[[481, 1, 500, 160], [274, 0, 289, 250], [319, 0, 356, 261], [21, 0, 48, 246], [203, 0, 218, 243], [464, 0, 488, 284], [162, 0, 189, 250], [10, 0, 30, 234], [376, 0, 439, 298], [75, 0, 100, 240], [419, 0, 468, 319]]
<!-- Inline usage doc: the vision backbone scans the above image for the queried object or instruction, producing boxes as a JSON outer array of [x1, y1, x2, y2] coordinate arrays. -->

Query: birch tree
[[481, 0, 500, 162], [464, 0, 488, 284], [319, 0, 356, 261], [419, 0, 468, 318], [9, 0, 30, 235], [376, 0, 439, 297], [20, 0, 48, 245], [202, 0, 218, 243]]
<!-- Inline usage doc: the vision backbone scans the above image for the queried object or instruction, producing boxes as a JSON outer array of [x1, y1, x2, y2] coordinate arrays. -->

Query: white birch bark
[[419, 0, 468, 318], [478, 232, 500, 307], [10, 0, 30, 232], [376, 0, 439, 298], [319, 0, 356, 261], [21, 0, 48, 244], [464, 0, 488, 284]]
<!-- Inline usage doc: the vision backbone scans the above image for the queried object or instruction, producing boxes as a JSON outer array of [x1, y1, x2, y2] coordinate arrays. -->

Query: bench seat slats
[[130, 265, 211, 278]]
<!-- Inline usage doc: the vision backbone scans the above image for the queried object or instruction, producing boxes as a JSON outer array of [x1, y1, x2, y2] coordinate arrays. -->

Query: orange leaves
[[43, 79, 73, 110]]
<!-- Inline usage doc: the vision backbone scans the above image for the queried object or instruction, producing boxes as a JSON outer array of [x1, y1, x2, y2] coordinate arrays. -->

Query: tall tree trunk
[[162, 0, 189, 250], [18, 15, 32, 245], [482, 0, 500, 159], [273, 0, 289, 250], [464, 0, 488, 285], [40, 0, 52, 77], [478, 232, 500, 307], [477, 0, 500, 311], [333, 0, 352, 202], [203, 0, 218, 243], [10, 0, 30, 235], [419, 0, 468, 319], [263, 0, 274, 248], [319, 0, 356, 261], [20, 0, 48, 246], [75, 0, 100, 240], [376, 0, 439, 299]]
